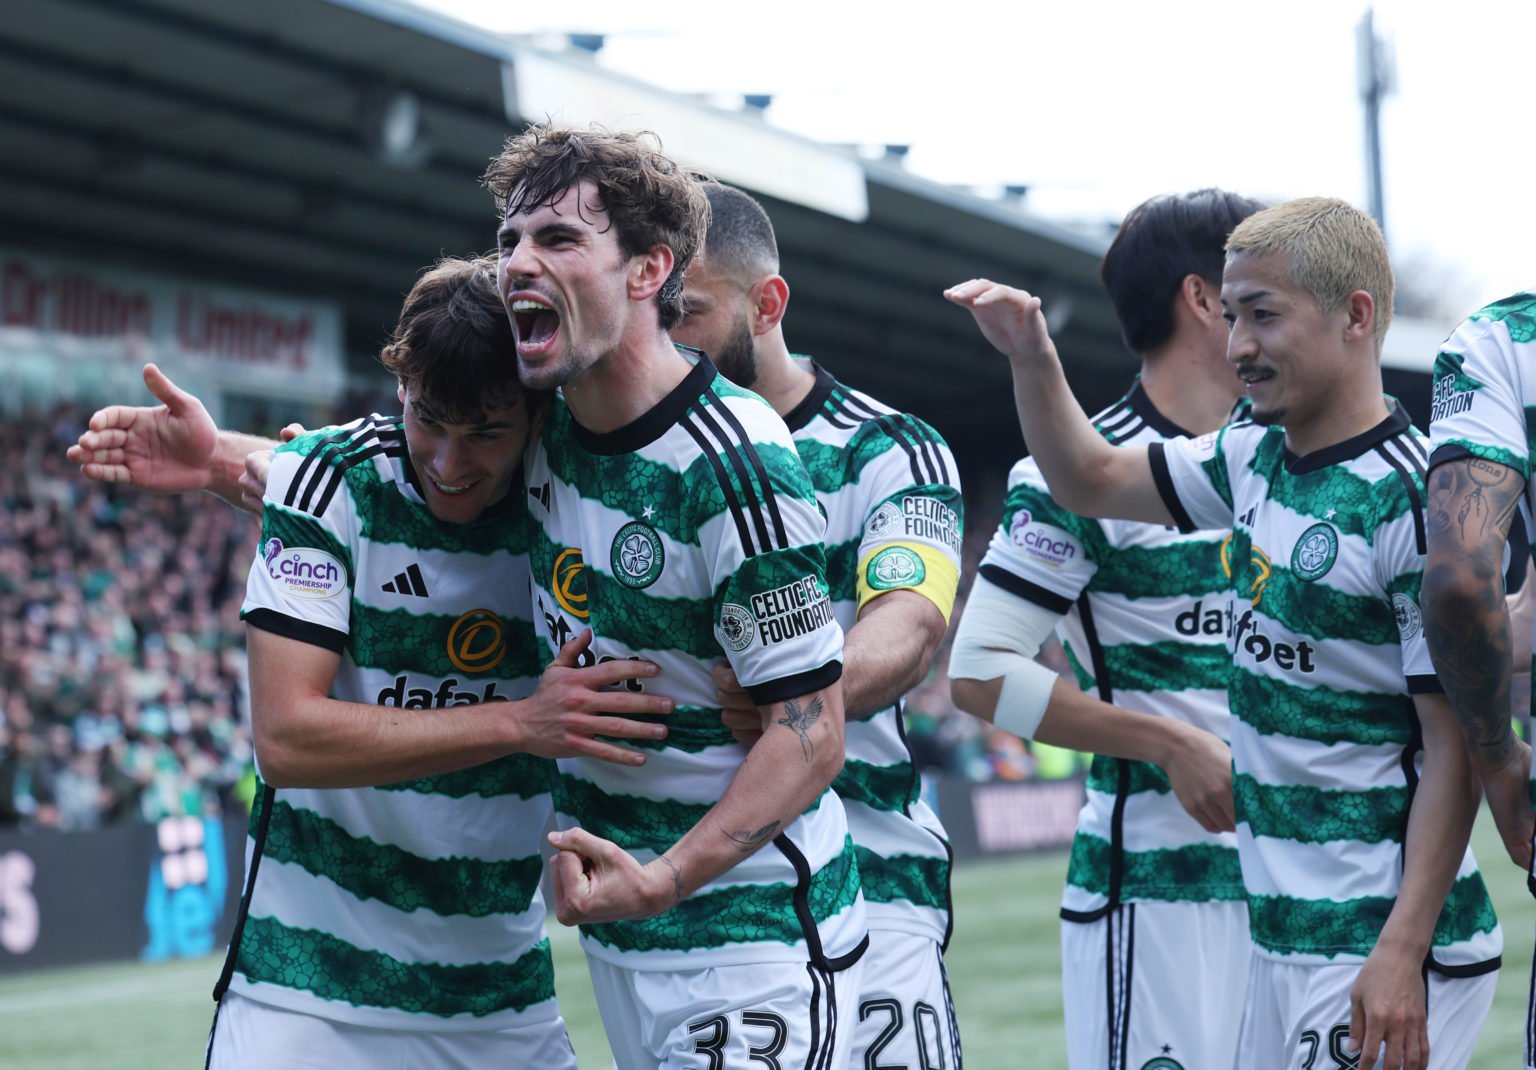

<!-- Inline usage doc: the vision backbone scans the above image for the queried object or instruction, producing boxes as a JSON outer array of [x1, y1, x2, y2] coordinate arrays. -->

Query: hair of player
[[1226, 196, 1395, 350], [1101, 188, 1267, 355], [379, 255, 529, 423], [701, 182, 780, 285], [482, 123, 711, 330]]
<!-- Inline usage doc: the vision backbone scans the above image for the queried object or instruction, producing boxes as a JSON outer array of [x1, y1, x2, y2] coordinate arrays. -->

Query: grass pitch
[[1, 814, 1529, 1068]]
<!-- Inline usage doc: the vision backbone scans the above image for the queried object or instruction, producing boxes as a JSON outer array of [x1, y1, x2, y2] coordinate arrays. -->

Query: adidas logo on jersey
[[381, 563, 430, 597], [529, 482, 551, 509]]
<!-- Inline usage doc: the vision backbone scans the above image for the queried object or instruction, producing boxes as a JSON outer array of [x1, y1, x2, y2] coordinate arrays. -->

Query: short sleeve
[[848, 416, 964, 623], [1374, 495, 1440, 694], [975, 456, 1100, 615], [241, 431, 359, 653], [1149, 426, 1241, 533], [700, 400, 843, 706], [1428, 315, 1530, 482]]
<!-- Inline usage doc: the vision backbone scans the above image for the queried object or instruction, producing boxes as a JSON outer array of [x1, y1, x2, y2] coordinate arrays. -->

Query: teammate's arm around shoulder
[[943, 279, 1171, 524]]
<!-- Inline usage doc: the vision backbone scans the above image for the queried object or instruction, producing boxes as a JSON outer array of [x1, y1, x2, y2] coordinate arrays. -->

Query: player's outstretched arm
[[249, 627, 674, 788], [548, 680, 846, 925], [943, 280, 1171, 524], [949, 575, 1234, 831], [1348, 691, 1478, 1070], [66, 363, 282, 515], [1422, 456, 1535, 868]]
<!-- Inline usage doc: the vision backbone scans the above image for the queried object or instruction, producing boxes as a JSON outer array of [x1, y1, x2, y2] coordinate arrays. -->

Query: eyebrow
[[498, 221, 583, 244], [1227, 289, 1274, 306]]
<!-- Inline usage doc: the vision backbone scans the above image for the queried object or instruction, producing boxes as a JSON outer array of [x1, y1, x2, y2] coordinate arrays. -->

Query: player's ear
[[396, 379, 407, 405], [1182, 274, 1222, 326], [751, 275, 790, 336], [1341, 290, 1376, 345], [628, 244, 676, 304]]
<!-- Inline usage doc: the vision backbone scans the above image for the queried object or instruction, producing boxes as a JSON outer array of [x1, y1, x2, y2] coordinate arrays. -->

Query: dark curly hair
[[378, 256, 529, 423], [482, 123, 710, 330]]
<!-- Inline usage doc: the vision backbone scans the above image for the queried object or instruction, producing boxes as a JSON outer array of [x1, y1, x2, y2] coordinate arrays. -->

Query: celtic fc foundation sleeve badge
[[611, 521, 665, 589]]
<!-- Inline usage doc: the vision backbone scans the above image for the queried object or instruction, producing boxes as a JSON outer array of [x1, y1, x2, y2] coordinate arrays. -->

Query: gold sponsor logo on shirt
[[446, 609, 507, 674]]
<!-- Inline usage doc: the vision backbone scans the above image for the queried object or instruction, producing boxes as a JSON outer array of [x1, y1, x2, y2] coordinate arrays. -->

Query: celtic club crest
[[611, 521, 665, 589]]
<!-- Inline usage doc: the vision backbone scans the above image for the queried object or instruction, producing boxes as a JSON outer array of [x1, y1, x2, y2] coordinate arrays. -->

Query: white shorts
[[586, 955, 863, 1070], [849, 930, 961, 1069], [1237, 956, 1498, 1070], [1061, 899, 1250, 1070], [205, 990, 578, 1069]]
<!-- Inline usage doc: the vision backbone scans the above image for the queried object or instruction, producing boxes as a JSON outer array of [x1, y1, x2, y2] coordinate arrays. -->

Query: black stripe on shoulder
[[1374, 441, 1428, 555], [706, 390, 789, 548], [283, 420, 373, 509], [689, 399, 775, 553], [311, 440, 400, 516], [1097, 407, 1139, 439], [897, 413, 952, 485], [1104, 417, 1148, 447], [679, 413, 758, 557], [1091, 399, 1131, 427], [833, 388, 888, 423], [875, 414, 937, 485], [978, 563, 1073, 614], [241, 607, 348, 654], [287, 419, 391, 516]]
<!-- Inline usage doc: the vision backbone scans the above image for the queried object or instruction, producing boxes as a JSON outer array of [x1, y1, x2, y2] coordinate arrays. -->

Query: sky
[[420, 0, 1533, 320]]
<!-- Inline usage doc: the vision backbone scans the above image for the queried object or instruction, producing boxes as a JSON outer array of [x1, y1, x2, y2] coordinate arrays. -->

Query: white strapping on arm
[[947, 574, 1065, 740]]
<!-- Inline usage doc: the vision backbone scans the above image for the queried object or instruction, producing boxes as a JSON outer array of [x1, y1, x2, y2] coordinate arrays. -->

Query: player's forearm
[[1424, 459, 1526, 773], [1378, 700, 1479, 958], [1033, 681, 1194, 766], [657, 685, 844, 901], [252, 692, 518, 789], [208, 430, 281, 516], [1004, 348, 1127, 517], [842, 592, 945, 719]]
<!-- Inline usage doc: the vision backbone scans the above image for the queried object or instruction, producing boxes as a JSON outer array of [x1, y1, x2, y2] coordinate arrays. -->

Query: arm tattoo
[[777, 694, 825, 762], [658, 854, 685, 905], [725, 820, 781, 853], [1425, 459, 1527, 769]]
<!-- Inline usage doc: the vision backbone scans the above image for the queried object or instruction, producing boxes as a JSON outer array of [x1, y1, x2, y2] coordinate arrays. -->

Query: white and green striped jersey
[[1426, 292, 1536, 810], [784, 361, 962, 947], [1152, 406, 1503, 968], [236, 415, 558, 1031], [525, 355, 866, 972], [978, 382, 1242, 917]]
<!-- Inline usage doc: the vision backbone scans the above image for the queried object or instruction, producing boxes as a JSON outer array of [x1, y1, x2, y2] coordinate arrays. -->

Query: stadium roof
[[1, 0, 1143, 467]]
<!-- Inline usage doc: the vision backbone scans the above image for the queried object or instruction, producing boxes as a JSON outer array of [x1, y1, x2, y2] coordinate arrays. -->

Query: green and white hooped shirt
[[236, 416, 558, 1031]]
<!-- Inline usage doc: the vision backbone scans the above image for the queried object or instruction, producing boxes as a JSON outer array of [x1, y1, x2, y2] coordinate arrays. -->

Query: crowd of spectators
[[0, 405, 1077, 835], [0, 406, 258, 831]]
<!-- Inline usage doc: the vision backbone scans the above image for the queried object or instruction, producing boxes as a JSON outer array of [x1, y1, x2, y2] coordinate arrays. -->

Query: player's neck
[[562, 331, 694, 434], [750, 332, 817, 418], [1138, 340, 1241, 435], [1283, 376, 1392, 457]]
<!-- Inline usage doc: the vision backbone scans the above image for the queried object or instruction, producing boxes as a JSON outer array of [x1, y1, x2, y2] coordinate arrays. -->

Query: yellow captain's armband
[[856, 542, 959, 623]]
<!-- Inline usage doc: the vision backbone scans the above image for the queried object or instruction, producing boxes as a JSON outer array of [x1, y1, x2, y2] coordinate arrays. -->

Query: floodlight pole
[[1356, 9, 1393, 245]]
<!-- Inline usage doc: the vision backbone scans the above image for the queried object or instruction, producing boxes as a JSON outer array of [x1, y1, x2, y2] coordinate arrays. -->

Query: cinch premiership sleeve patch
[[975, 456, 1099, 612], [242, 438, 356, 650], [1428, 315, 1531, 481], [1149, 427, 1241, 533], [854, 483, 963, 622]]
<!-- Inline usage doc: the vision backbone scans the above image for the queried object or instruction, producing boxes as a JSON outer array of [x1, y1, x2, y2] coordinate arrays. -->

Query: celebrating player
[[672, 181, 964, 1067], [948, 190, 1261, 1069], [946, 197, 1501, 1070], [484, 126, 865, 1068], [1421, 292, 1536, 1068], [70, 257, 674, 1068]]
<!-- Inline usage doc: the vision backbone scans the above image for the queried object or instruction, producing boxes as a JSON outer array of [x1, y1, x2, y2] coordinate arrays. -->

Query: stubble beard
[[709, 314, 759, 390]]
